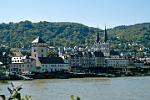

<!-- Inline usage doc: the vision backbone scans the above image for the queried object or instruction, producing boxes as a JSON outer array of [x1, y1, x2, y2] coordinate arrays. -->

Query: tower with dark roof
[[104, 26, 108, 43], [96, 32, 100, 43], [101, 26, 110, 56], [93, 28, 101, 51], [31, 37, 47, 60]]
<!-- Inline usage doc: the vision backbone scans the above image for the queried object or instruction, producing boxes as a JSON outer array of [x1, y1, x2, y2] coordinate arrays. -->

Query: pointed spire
[[95, 26, 100, 43], [96, 32, 100, 43], [104, 25, 108, 43]]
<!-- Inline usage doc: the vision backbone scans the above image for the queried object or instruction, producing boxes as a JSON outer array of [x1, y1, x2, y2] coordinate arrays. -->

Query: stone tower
[[31, 37, 47, 60]]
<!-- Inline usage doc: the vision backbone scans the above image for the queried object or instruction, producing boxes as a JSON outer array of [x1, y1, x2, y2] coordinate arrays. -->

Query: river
[[0, 77, 150, 100]]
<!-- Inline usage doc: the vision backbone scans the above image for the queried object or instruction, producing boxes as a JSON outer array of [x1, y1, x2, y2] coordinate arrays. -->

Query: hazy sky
[[0, 0, 150, 29]]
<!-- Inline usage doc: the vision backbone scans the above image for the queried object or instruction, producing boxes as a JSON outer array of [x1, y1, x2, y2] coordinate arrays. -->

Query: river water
[[0, 77, 150, 100]]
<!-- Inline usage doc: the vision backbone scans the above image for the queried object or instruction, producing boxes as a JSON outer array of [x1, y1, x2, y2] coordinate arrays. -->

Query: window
[[41, 49, 43, 52], [35, 54, 36, 57], [34, 49, 36, 52]]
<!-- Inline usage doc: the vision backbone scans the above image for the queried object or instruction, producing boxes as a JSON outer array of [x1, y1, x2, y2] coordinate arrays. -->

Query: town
[[0, 26, 150, 80]]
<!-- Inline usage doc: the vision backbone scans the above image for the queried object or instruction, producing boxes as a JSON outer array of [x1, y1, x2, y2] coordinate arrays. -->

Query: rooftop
[[32, 36, 46, 43], [38, 57, 65, 64]]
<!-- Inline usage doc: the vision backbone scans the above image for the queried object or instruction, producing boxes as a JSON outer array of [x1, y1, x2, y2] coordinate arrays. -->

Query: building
[[35, 57, 69, 73], [2, 52, 11, 69], [93, 51, 105, 67], [92, 26, 110, 57], [105, 58, 128, 67], [69, 50, 105, 70], [105, 49, 129, 67], [31, 37, 69, 73], [101, 26, 110, 57], [31, 36, 47, 60], [9, 56, 36, 74]]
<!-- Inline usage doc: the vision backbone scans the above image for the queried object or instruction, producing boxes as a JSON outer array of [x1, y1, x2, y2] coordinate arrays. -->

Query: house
[[69, 50, 105, 69], [133, 60, 144, 67], [105, 58, 128, 67], [93, 51, 105, 67], [35, 57, 69, 73], [9, 56, 36, 74], [105, 49, 129, 67]]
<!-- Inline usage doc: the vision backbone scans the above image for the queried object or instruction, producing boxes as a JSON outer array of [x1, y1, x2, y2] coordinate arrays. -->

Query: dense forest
[[0, 21, 149, 53]]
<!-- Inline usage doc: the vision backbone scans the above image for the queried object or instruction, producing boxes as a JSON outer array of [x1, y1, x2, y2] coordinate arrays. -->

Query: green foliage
[[0, 21, 102, 48], [0, 82, 32, 100], [71, 95, 80, 100], [0, 21, 149, 54]]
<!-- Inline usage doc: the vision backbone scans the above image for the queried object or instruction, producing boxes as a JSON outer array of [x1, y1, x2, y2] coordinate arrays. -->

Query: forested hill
[[0, 21, 103, 48], [108, 23, 150, 50], [0, 21, 150, 50]]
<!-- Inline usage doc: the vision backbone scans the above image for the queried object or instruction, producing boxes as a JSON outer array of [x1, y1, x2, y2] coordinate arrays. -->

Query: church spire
[[96, 32, 100, 43], [104, 25, 108, 43], [95, 26, 100, 43]]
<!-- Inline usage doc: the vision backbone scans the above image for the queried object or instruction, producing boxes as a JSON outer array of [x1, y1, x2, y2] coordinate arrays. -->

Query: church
[[92, 26, 110, 56]]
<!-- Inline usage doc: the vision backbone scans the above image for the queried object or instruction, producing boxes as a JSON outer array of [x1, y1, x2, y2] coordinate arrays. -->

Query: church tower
[[101, 26, 110, 56], [31, 37, 47, 60], [93, 30, 101, 51]]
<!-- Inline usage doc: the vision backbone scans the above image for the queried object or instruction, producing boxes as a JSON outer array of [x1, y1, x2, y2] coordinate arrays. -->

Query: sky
[[0, 0, 150, 29]]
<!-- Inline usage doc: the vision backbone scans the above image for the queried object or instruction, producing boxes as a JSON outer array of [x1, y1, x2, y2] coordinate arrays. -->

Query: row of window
[[42, 64, 65, 67], [10, 64, 33, 67], [38, 68, 64, 72]]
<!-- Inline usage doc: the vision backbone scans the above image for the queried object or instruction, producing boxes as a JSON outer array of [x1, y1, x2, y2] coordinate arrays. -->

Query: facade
[[31, 36, 47, 60], [133, 60, 144, 67], [93, 51, 105, 67], [9, 56, 36, 74], [105, 49, 129, 67], [105, 58, 128, 67], [36, 57, 69, 73], [69, 50, 105, 68]]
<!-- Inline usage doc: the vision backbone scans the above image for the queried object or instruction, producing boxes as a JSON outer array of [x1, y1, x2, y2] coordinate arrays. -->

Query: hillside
[[0, 21, 103, 48], [108, 23, 150, 53], [0, 21, 149, 53]]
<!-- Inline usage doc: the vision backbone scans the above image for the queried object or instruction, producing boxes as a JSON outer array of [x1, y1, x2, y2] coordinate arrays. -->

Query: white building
[[105, 58, 128, 67], [9, 56, 36, 74], [36, 57, 69, 73], [105, 49, 129, 67]]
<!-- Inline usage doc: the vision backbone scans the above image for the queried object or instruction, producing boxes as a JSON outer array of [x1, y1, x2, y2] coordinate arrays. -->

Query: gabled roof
[[32, 36, 46, 43], [38, 57, 64, 64]]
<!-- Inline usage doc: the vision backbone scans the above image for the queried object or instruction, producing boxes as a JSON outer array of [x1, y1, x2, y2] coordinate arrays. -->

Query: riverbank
[[25, 71, 150, 79], [0, 67, 150, 80]]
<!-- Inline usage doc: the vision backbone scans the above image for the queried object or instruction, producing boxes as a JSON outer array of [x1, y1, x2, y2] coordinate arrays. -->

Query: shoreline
[[0, 72, 150, 81]]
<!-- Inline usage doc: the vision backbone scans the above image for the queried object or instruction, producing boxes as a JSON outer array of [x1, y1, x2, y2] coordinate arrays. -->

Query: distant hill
[[108, 23, 150, 53], [0, 21, 103, 48], [0, 21, 149, 53]]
